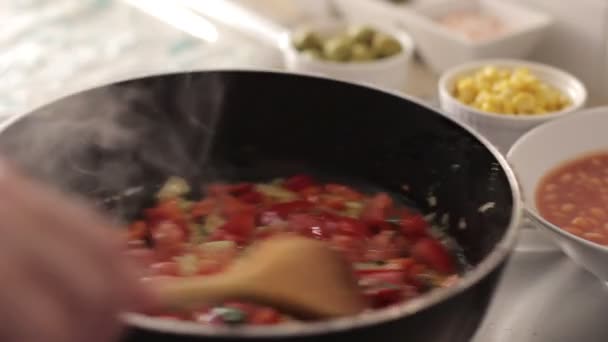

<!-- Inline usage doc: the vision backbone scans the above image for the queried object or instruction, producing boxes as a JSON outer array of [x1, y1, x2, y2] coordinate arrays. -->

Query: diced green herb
[[212, 307, 247, 324]]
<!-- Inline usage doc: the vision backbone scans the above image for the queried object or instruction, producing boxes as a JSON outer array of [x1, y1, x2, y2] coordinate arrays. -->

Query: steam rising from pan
[[0, 74, 227, 219]]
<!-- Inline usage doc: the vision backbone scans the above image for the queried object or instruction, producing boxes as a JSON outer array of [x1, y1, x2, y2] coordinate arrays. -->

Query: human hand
[[0, 162, 152, 342]]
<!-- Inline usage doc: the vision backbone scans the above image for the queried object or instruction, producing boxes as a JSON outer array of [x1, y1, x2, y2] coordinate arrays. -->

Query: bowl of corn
[[438, 59, 587, 152]]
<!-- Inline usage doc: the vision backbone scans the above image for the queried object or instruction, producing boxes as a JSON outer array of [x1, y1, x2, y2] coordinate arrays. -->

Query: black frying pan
[[0, 71, 521, 342]]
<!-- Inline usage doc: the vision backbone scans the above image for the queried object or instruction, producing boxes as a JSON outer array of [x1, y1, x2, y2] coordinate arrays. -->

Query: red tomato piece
[[265, 200, 313, 219], [219, 195, 255, 218], [411, 238, 455, 274], [249, 308, 281, 325], [300, 186, 322, 202], [288, 214, 330, 240], [399, 257, 416, 272], [406, 263, 428, 289], [218, 212, 255, 237], [320, 195, 347, 210], [334, 216, 368, 237], [207, 183, 254, 196], [361, 271, 404, 285], [361, 193, 393, 223], [128, 221, 148, 241], [149, 261, 179, 276], [152, 221, 186, 258], [400, 214, 429, 237], [238, 190, 263, 204], [145, 199, 188, 236], [365, 287, 403, 308], [283, 174, 316, 192], [325, 184, 364, 201], [191, 198, 216, 218]]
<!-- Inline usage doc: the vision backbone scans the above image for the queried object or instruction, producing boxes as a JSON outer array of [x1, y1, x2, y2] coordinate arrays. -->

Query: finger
[[0, 166, 151, 310], [0, 269, 74, 342]]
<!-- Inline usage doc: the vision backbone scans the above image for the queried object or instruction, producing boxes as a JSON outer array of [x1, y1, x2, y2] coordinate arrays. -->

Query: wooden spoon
[[152, 235, 367, 319]]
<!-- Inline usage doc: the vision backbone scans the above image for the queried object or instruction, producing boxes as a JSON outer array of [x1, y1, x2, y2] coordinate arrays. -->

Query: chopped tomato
[[151, 221, 185, 258], [320, 195, 347, 210], [325, 184, 364, 201], [145, 199, 185, 222], [300, 186, 322, 202], [134, 176, 459, 326], [219, 195, 255, 218], [238, 190, 263, 204], [361, 271, 404, 285], [333, 216, 368, 237], [191, 198, 216, 218], [219, 212, 255, 237], [265, 200, 313, 219], [128, 220, 148, 241], [411, 238, 455, 274], [249, 308, 281, 325], [400, 214, 429, 237], [361, 193, 393, 223], [288, 214, 330, 240], [207, 183, 254, 196], [365, 287, 402, 308], [283, 174, 316, 192]]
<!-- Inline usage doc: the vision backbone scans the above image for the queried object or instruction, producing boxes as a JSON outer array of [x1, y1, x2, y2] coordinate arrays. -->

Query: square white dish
[[335, 0, 553, 73]]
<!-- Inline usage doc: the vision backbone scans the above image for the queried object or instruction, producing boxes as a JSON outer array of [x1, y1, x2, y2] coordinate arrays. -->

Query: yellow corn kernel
[[479, 101, 499, 113], [453, 65, 569, 116], [512, 92, 536, 113], [503, 101, 515, 114], [480, 66, 499, 80]]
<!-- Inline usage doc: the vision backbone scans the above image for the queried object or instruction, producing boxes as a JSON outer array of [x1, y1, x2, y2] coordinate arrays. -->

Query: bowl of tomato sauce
[[0, 71, 521, 342], [509, 106, 608, 285]]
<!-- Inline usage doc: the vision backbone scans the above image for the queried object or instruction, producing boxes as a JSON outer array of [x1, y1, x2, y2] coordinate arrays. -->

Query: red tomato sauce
[[126, 175, 459, 325], [536, 152, 608, 246]]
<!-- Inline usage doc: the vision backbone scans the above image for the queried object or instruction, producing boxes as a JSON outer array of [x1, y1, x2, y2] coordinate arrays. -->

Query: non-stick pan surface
[[0, 71, 520, 342]]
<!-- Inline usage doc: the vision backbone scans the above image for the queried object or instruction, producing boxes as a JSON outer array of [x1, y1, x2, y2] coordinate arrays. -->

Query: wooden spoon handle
[[154, 275, 243, 311]]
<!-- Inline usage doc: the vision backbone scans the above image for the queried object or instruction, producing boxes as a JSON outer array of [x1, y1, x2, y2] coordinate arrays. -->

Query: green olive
[[371, 33, 402, 58], [301, 48, 322, 60], [292, 30, 322, 51], [348, 25, 376, 45], [323, 37, 352, 61], [350, 43, 375, 61]]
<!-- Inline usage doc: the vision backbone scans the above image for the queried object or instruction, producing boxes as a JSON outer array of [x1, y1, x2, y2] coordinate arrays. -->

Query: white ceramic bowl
[[279, 20, 414, 91], [439, 59, 587, 153], [507, 106, 608, 285]]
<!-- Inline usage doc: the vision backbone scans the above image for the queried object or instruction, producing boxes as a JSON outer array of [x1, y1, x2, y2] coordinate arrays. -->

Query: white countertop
[[0, 0, 439, 120]]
